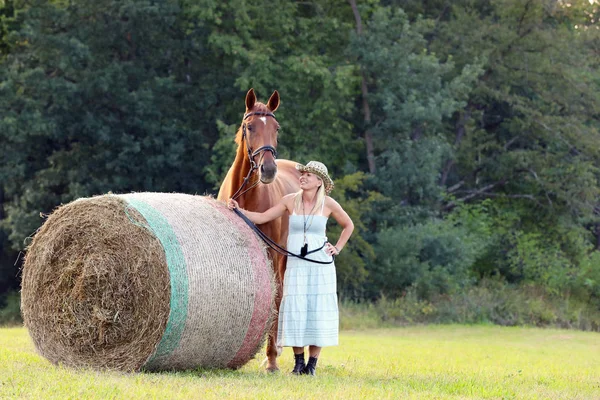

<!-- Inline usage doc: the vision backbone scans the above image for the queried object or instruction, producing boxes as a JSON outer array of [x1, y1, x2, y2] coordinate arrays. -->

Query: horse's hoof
[[266, 365, 279, 373]]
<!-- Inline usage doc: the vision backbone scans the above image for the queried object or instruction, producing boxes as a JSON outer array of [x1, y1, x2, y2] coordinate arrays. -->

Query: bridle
[[242, 111, 278, 167], [230, 111, 278, 200]]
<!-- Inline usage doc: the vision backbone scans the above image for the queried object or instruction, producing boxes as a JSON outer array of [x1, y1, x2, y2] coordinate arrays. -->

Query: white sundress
[[276, 204, 339, 347]]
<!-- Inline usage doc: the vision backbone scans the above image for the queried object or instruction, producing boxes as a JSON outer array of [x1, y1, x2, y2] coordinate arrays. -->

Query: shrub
[[0, 291, 22, 325], [339, 280, 600, 332], [373, 209, 490, 299]]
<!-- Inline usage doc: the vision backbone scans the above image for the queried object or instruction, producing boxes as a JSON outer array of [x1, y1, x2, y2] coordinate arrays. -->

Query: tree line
[[1, 0, 599, 319]]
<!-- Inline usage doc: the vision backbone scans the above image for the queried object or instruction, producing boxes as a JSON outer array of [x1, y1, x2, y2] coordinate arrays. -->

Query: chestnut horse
[[217, 88, 300, 372]]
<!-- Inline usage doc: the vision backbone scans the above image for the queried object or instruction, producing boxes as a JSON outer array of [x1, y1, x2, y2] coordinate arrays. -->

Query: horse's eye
[[247, 124, 253, 132]]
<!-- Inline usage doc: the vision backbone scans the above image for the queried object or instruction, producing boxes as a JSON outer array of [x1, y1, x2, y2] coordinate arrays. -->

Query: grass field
[[1, 325, 599, 399]]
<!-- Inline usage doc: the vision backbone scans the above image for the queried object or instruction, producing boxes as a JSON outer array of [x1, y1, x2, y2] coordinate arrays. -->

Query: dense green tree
[[0, 0, 210, 247], [1, 0, 26, 297], [341, 0, 600, 301], [0, 0, 15, 59], [1, 0, 600, 308], [327, 171, 382, 299], [347, 6, 481, 212], [195, 0, 364, 187], [428, 0, 600, 298]]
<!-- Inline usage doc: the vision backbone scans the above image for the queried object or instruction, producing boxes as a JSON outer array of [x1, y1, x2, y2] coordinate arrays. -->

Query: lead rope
[[230, 164, 261, 201], [233, 208, 335, 265]]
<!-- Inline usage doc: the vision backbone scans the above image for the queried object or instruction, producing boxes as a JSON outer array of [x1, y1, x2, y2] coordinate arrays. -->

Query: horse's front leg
[[265, 254, 286, 372], [266, 284, 283, 372]]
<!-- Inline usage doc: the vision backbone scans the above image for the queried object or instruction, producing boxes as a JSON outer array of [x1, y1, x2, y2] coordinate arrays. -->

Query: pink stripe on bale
[[227, 229, 272, 368], [209, 200, 273, 368]]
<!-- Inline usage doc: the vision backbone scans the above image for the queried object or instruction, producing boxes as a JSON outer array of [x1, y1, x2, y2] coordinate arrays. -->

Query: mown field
[[1, 325, 598, 399]]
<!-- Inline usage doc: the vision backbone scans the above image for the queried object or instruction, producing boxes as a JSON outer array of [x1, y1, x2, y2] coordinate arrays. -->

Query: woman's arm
[[228, 195, 291, 225], [326, 197, 354, 255]]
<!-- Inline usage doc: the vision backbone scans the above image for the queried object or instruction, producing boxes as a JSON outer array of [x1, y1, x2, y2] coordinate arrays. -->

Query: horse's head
[[240, 88, 280, 184]]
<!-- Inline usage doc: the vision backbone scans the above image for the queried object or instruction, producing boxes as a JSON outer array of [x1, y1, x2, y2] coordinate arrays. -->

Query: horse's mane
[[234, 103, 272, 146]]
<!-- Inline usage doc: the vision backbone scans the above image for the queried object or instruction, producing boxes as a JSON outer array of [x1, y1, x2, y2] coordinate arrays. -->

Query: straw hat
[[296, 161, 334, 194]]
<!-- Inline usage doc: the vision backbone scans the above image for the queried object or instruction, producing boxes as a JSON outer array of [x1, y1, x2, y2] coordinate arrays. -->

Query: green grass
[[1, 325, 599, 399]]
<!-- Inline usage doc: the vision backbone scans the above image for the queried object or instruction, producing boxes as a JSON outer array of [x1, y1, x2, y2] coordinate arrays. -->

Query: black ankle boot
[[292, 353, 305, 375], [302, 356, 318, 376]]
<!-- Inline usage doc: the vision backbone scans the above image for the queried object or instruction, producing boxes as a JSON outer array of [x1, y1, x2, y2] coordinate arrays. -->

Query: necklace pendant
[[300, 243, 308, 257]]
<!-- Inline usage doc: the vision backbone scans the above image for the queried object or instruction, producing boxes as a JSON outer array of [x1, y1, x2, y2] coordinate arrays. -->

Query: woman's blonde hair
[[294, 176, 326, 215]]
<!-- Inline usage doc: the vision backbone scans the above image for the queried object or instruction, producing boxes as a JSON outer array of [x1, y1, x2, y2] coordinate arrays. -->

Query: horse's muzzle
[[260, 163, 277, 184]]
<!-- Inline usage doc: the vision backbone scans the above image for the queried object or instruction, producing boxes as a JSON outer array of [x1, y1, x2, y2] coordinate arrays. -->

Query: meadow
[[1, 324, 598, 399]]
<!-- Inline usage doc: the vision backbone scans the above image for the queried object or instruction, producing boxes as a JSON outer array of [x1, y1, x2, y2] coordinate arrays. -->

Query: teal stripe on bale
[[124, 198, 189, 367], [122, 193, 274, 370]]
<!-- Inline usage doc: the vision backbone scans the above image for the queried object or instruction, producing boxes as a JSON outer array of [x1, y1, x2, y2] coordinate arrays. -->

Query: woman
[[228, 161, 354, 376]]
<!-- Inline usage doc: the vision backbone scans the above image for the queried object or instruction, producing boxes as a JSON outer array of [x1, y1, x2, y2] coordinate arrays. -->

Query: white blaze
[[259, 117, 267, 125]]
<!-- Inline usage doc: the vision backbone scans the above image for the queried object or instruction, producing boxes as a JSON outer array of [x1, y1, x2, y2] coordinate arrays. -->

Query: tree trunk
[[349, 0, 376, 174], [0, 186, 4, 221], [441, 108, 472, 186]]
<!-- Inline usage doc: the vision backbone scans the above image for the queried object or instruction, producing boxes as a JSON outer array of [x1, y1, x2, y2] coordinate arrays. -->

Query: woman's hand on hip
[[325, 242, 340, 256]]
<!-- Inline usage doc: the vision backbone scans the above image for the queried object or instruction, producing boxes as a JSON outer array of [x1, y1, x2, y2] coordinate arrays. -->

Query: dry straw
[[21, 193, 275, 372]]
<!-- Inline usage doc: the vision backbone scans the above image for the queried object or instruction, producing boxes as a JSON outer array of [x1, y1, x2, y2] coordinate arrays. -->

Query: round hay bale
[[21, 193, 274, 371]]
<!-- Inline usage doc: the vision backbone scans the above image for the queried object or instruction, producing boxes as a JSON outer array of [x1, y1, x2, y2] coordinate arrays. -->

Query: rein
[[233, 208, 335, 265], [230, 111, 278, 201]]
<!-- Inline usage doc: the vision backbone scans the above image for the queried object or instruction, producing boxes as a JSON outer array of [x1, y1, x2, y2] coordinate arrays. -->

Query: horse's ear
[[246, 88, 257, 111], [267, 90, 280, 112]]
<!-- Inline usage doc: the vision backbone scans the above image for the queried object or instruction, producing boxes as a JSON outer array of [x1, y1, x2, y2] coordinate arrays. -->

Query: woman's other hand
[[228, 199, 239, 210]]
